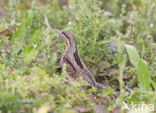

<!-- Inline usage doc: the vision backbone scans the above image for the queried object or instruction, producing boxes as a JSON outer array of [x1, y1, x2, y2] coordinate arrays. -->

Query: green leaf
[[12, 23, 26, 44], [10, 23, 26, 56], [0, 64, 5, 70], [33, 29, 40, 44], [125, 44, 140, 67], [20, 45, 34, 57], [119, 54, 127, 71], [136, 59, 150, 91], [151, 79, 156, 90], [24, 48, 39, 64], [26, 10, 34, 27]]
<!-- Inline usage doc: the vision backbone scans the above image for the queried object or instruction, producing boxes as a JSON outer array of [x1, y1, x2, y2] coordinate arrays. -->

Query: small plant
[[125, 44, 150, 91]]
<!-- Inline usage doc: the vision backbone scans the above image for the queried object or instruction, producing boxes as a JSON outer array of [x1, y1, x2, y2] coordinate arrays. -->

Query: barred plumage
[[60, 31, 107, 89]]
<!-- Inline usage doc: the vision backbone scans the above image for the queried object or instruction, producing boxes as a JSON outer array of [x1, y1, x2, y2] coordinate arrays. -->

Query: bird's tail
[[81, 69, 107, 89]]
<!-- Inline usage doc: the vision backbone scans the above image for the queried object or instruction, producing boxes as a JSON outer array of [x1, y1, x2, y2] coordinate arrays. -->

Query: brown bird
[[60, 31, 107, 89]]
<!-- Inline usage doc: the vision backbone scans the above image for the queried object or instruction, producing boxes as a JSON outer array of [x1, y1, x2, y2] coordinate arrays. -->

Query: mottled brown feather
[[61, 31, 107, 89]]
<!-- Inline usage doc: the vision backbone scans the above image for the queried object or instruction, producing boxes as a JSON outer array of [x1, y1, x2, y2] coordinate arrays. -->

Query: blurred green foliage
[[0, 0, 156, 112]]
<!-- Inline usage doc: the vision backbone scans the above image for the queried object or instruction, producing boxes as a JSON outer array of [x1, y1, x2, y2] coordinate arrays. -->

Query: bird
[[60, 31, 107, 89]]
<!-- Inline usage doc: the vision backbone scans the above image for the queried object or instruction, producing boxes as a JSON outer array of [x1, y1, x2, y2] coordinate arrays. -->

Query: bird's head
[[61, 31, 77, 51]]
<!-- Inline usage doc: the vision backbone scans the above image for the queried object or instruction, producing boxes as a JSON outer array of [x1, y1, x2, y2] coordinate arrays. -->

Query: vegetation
[[0, 0, 155, 113]]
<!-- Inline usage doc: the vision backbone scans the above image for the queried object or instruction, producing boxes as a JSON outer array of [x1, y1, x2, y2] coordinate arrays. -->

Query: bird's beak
[[56, 30, 64, 37], [56, 30, 66, 39]]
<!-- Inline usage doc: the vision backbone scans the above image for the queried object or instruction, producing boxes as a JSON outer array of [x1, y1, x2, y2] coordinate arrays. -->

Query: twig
[[44, 15, 53, 33], [44, 14, 64, 37], [130, 23, 133, 41], [25, 88, 55, 113]]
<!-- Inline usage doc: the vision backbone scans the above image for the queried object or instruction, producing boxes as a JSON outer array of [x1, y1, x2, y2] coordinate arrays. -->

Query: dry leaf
[[0, 29, 12, 36]]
